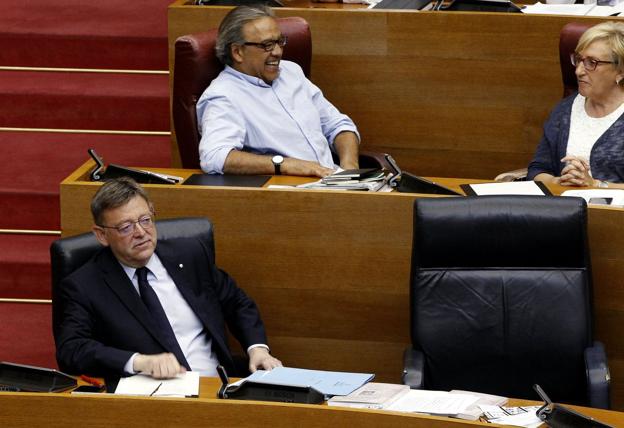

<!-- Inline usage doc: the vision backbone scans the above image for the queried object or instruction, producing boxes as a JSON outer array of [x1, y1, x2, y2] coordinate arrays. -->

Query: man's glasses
[[98, 215, 154, 237], [571, 53, 615, 71], [243, 36, 288, 52]]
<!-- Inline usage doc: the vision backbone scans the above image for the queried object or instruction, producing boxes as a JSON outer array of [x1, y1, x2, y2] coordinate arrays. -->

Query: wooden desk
[[167, 1, 623, 178], [61, 161, 624, 409], [2, 377, 624, 427]]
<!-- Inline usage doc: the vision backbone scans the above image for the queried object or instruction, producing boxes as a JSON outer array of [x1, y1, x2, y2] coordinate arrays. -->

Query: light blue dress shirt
[[196, 60, 360, 174]]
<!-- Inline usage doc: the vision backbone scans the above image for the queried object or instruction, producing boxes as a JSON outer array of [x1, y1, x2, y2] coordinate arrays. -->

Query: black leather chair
[[50, 218, 217, 356], [403, 196, 610, 408]]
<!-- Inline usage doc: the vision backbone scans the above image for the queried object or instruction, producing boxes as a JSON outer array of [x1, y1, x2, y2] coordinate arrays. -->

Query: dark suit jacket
[[54, 236, 267, 380]]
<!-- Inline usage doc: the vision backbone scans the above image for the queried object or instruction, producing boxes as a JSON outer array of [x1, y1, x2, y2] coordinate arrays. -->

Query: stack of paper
[[321, 168, 385, 184], [450, 389, 508, 420], [327, 383, 410, 409], [297, 168, 389, 192], [386, 389, 481, 416]]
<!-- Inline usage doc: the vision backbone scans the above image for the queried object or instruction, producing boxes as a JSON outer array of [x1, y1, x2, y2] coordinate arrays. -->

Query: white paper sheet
[[466, 181, 547, 196], [114, 371, 200, 397], [387, 390, 479, 415]]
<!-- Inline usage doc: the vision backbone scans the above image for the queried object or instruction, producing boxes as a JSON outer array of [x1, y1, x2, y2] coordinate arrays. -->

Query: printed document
[[114, 371, 200, 397], [386, 389, 480, 415], [327, 382, 410, 409]]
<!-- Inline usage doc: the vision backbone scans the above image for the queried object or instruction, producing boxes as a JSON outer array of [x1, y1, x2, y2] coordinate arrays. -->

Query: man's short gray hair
[[91, 177, 152, 226], [215, 5, 276, 66]]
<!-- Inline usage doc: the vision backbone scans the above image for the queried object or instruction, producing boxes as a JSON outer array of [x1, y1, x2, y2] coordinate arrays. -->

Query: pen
[[80, 375, 104, 388], [150, 382, 163, 397]]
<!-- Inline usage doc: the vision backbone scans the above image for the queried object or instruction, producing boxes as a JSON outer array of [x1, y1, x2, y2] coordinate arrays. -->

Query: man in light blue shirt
[[196, 5, 360, 177]]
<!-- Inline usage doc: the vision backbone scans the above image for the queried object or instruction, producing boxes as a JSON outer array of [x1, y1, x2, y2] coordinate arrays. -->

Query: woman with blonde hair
[[528, 21, 624, 188]]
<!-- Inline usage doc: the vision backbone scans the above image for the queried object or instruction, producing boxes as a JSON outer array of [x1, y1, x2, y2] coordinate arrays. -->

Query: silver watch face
[[272, 155, 284, 165]]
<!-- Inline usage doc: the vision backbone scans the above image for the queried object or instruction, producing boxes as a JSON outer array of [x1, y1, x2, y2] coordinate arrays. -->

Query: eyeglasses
[[243, 36, 288, 52], [98, 215, 154, 237], [571, 53, 615, 71]]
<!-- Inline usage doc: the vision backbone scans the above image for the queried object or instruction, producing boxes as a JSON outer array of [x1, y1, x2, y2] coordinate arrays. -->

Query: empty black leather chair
[[403, 196, 610, 408]]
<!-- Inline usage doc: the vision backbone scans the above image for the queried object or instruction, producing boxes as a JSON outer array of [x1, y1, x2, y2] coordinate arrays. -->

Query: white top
[[567, 94, 624, 163]]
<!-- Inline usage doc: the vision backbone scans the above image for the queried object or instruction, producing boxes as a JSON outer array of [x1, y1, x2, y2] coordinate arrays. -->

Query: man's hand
[[282, 158, 334, 178], [133, 353, 186, 379], [248, 347, 282, 373]]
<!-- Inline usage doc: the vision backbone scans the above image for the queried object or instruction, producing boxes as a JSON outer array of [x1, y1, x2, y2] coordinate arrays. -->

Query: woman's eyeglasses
[[571, 53, 615, 71]]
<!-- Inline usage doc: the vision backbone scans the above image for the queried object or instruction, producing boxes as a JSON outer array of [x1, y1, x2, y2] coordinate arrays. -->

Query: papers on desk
[[296, 167, 389, 192], [114, 371, 199, 397], [562, 189, 624, 207], [244, 367, 374, 396], [386, 389, 481, 416], [521, 2, 624, 16], [327, 382, 411, 409], [461, 180, 551, 196], [328, 385, 508, 420], [481, 405, 543, 427]]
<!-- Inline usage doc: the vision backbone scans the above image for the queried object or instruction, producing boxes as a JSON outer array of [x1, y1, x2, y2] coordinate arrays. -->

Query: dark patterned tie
[[136, 267, 191, 370]]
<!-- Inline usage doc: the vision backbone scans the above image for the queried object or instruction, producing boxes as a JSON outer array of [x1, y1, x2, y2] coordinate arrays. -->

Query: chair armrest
[[585, 341, 610, 409], [494, 168, 528, 182], [402, 347, 424, 388], [359, 150, 392, 170]]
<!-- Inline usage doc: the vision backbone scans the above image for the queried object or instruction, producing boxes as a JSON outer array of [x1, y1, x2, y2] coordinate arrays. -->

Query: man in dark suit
[[55, 177, 281, 380]]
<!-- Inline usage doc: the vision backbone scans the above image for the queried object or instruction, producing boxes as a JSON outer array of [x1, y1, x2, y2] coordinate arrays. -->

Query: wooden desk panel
[[61, 162, 624, 409], [167, 2, 618, 178], [2, 378, 624, 427]]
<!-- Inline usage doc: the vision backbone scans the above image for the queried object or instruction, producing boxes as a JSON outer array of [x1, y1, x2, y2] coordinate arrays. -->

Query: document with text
[[114, 371, 200, 397]]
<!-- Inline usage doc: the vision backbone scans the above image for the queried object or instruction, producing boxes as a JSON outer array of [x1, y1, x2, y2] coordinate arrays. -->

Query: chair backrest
[[560, 22, 593, 98], [50, 217, 215, 337], [172, 17, 312, 169], [411, 196, 593, 403]]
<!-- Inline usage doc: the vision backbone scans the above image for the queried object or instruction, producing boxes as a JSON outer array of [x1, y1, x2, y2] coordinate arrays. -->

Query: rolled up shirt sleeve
[[197, 95, 246, 174], [308, 79, 360, 147]]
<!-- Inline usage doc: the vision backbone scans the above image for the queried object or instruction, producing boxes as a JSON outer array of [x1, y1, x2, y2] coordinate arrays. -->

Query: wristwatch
[[272, 155, 284, 175], [596, 180, 609, 188]]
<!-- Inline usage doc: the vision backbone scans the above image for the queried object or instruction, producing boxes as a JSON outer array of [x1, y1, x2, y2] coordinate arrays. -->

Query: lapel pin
[[179, 264, 184, 269]]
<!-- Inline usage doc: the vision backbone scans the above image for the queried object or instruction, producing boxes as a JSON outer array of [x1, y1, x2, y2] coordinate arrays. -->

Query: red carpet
[[0, 131, 172, 230], [0, 0, 175, 365], [0, 235, 57, 299], [0, 0, 172, 70], [0, 302, 56, 369], [1, 70, 170, 132]]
